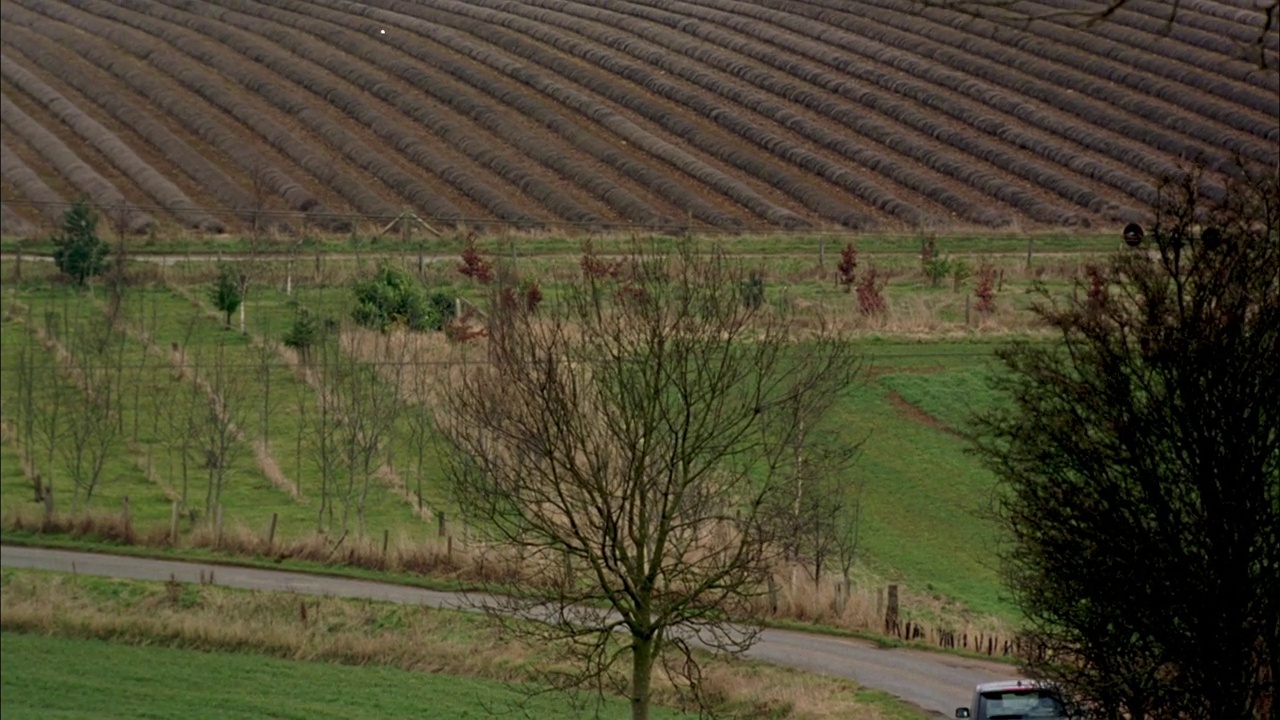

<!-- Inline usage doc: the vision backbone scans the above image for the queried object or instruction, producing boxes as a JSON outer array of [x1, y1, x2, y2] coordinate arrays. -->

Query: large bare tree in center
[[438, 244, 860, 720]]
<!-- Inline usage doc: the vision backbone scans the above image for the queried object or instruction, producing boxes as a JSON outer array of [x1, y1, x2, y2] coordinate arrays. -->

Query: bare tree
[[32, 316, 67, 514], [194, 341, 246, 517], [438, 243, 861, 720], [60, 324, 123, 513], [309, 346, 341, 534], [405, 357, 436, 515], [762, 404, 866, 592], [328, 330, 405, 536], [12, 338, 42, 501], [163, 375, 203, 512]]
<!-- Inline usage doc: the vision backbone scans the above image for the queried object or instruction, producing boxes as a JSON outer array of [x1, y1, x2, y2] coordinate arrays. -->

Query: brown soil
[[885, 389, 963, 438]]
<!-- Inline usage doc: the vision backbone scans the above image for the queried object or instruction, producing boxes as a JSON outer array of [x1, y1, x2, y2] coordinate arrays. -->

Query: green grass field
[[1, 241, 1098, 624], [0, 632, 693, 720]]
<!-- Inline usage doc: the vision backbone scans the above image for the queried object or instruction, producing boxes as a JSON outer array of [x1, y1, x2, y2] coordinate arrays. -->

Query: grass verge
[[0, 569, 928, 720]]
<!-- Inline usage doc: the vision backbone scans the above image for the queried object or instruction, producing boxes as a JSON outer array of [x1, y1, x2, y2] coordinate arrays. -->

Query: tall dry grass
[[1, 570, 896, 720], [4, 500, 1016, 660]]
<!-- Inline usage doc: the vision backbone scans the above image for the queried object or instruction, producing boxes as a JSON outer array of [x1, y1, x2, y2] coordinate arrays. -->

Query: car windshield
[[979, 689, 1065, 719]]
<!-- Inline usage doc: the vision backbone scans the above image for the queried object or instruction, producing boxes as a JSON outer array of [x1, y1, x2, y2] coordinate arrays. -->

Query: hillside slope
[[1, 0, 1277, 237]]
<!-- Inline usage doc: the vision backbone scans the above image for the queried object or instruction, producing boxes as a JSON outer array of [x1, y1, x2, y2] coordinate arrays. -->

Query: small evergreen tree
[[739, 270, 766, 309], [210, 264, 243, 327], [52, 200, 107, 287], [282, 306, 332, 364]]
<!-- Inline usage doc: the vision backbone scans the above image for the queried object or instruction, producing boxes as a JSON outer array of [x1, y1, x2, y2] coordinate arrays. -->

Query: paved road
[[0, 545, 1018, 717]]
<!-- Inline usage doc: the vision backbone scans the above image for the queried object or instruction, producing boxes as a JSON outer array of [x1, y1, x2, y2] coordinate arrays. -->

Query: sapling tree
[[921, 236, 953, 288], [837, 242, 858, 290], [210, 264, 243, 329], [52, 199, 106, 287], [855, 266, 888, 316], [974, 263, 997, 314], [760, 378, 866, 590], [458, 237, 493, 283]]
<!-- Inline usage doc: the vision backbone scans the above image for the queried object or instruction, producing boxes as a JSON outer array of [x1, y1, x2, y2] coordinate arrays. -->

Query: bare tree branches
[[439, 242, 861, 719]]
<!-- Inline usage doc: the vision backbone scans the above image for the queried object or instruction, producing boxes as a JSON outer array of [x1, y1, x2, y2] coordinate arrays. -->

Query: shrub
[[352, 264, 439, 332], [458, 238, 493, 283], [740, 270, 766, 309], [837, 242, 857, 291], [282, 306, 333, 362], [921, 237, 953, 288], [974, 264, 997, 314], [856, 266, 888, 316], [581, 239, 622, 280]]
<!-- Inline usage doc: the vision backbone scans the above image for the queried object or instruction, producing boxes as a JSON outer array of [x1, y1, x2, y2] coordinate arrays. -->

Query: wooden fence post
[[438, 513, 447, 538], [884, 584, 900, 636], [382, 528, 390, 559], [267, 512, 278, 551], [170, 501, 180, 544], [214, 504, 224, 550]]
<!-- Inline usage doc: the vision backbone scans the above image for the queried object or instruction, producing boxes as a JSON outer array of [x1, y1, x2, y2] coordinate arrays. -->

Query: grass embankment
[[0, 569, 927, 720], [854, 346, 1011, 619], [1, 289, 1018, 627], [0, 229, 1119, 258], [2, 239, 1092, 628], [1, 633, 662, 720]]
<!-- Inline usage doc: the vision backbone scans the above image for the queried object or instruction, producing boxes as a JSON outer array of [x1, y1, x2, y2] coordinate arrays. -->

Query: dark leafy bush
[[352, 264, 438, 332], [52, 199, 106, 286]]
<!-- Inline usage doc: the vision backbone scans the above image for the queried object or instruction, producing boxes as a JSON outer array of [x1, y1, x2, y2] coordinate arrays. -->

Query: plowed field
[[2, 0, 1277, 237]]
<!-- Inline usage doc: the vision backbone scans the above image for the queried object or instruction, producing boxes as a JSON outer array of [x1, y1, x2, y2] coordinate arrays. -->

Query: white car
[[955, 679, 1068, 720]]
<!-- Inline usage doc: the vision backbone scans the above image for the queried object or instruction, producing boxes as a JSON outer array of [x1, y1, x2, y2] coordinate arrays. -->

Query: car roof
[[976, 679, 1047, 693]]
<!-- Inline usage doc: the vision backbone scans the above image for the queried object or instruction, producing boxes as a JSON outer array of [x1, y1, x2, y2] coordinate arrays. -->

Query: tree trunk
[[630, 634, 655, 720]]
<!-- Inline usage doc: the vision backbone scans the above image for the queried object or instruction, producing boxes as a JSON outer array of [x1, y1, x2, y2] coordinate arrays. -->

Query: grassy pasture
[[0, 238, 1103, 626], [0, 633, 693, 720]]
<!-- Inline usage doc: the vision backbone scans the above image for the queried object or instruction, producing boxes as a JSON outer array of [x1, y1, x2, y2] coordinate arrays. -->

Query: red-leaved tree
[[458, 239, 493, 283], [975, 263, 997, 314], [581, 239, 622, 280], [856, 266, 888, 316], [837, 242, 858, 291]]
